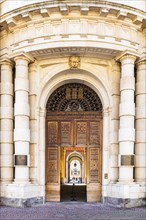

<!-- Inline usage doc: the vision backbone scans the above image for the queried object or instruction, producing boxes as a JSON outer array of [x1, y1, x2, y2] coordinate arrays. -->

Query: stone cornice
[[0, 1, 145, 31]]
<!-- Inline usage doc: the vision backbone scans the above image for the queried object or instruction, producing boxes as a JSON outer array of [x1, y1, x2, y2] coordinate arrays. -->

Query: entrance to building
[[45, 83, 102, 202]]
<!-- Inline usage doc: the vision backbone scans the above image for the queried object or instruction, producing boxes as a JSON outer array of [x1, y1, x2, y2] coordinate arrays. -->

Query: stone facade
[[0, 0, 146, 208]]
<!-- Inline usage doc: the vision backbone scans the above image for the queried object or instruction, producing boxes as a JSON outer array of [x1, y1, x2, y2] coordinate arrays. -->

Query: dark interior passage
[[61, 184, 86, 202]]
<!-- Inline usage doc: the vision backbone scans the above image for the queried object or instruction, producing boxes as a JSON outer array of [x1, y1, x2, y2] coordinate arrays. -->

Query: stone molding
[[1, 1, 145, 29], [0, 2, 144, 59]]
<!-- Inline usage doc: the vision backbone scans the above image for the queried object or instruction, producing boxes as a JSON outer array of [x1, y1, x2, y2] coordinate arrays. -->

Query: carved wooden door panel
[[46, 121, 60, 202], [87, 119, 102, 202]]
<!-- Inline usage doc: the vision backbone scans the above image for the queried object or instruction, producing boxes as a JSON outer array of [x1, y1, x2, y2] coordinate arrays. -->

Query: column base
[[0, 181, 13, 185], [13, 180, 31, 185], [117, 180, 135, 184], [103, 183, 146, 208], [0, 197, 43, 208], [103, 196, 146, 208], [0, 183, 45, 207]]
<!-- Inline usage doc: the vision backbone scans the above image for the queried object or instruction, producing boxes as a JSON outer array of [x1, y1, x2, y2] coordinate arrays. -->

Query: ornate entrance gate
[[45, 83, 102, 202]]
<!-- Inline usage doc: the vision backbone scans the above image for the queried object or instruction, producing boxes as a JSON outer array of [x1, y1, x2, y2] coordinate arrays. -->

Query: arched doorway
[[67, 151, 84, 183], [45, 83, 103, 202]]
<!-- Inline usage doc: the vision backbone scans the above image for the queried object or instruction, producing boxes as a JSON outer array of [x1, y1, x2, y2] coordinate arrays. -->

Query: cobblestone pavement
[[0, 202, 146, 220]]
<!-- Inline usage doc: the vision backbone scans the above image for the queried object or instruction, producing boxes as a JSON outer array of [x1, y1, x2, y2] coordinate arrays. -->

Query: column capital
[[102, 107, 112, 117], [36, 107, 46, 117], [136, 58, 146, 67], [11, 52, 34, 64], [115, 50, 139, 63], [0, 58, 14, 67], [111, 60, 121, 71], [29, 60, 38, 71]]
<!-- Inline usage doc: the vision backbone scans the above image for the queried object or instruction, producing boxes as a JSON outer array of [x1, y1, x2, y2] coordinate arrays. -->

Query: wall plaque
[[15, 155, 27, 166], [104, 173, 108, 179], [121, 155, 134, 166]]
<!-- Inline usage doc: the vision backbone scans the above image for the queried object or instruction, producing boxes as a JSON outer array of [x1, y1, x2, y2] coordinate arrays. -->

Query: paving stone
[[0, 202, 146, 220]]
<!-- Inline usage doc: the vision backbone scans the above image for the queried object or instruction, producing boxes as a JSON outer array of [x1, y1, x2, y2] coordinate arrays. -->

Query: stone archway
[[36, 68, 112, 203], [45, 83, 103, 202], [66, 151, 84, 184]]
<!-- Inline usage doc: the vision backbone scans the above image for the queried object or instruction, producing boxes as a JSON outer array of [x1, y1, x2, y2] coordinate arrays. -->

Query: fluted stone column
[[110, 62, 120, 183], [0, 60, 14, 183], [14, 56, 30, 183], [118, 54, 136, 182], [135, 60, 146, 183]]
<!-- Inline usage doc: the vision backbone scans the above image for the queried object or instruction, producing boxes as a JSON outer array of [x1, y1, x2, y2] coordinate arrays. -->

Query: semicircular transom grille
[[46, 83, 102, 112]]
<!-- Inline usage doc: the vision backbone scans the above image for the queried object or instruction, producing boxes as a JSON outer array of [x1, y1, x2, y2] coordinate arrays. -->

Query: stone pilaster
[[29, 62, 38, 183], [102, 107, 111, 185], [14, 56, 31, 183], [118, 54, 136, 182], [38, 108, 46, 185], [0, 59, 14, 183], [109, 62, 120, 183], [135, 60, 146, 183]]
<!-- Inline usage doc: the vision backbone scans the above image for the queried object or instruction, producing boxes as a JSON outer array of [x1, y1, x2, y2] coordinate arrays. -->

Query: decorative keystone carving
[[69, 56, 80, 69]]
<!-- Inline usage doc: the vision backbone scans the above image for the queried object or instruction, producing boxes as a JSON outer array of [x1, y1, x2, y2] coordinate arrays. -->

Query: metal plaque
[[15, 155, 27, 166], [104, 173, 108, 179], [121, 155, 134, 166]]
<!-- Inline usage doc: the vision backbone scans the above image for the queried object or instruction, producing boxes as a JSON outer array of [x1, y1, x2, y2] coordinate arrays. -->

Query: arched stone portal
[[45, 83, 103, 202], [36, 68, 112, 203]]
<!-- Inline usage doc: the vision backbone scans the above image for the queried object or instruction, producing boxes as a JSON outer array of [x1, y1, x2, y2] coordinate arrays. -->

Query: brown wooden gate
[[46, 112, 102, 202]]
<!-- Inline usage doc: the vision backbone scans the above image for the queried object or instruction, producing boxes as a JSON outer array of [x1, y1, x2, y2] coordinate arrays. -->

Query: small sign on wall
[[104, 173, 108, 179], [121, 155, 134, 166], [14, 155, 27, 166]]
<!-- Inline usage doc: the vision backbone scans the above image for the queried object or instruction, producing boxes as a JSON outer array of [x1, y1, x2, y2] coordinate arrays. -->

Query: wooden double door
[[45, 112, 102, 202]]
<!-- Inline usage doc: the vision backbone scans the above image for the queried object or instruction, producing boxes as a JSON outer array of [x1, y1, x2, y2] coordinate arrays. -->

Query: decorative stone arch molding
[[37, 63, 111, 109], [36, 63, 112, 190]]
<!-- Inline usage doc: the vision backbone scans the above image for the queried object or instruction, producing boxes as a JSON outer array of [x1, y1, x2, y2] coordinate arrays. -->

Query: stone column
[[109, 62, 120, 183], [118, 54, 136, 182], [135, 60, 146, 183], [0, 60, 14, 183], [29, 62, 38, 183], [14, 56, 31, 183]]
